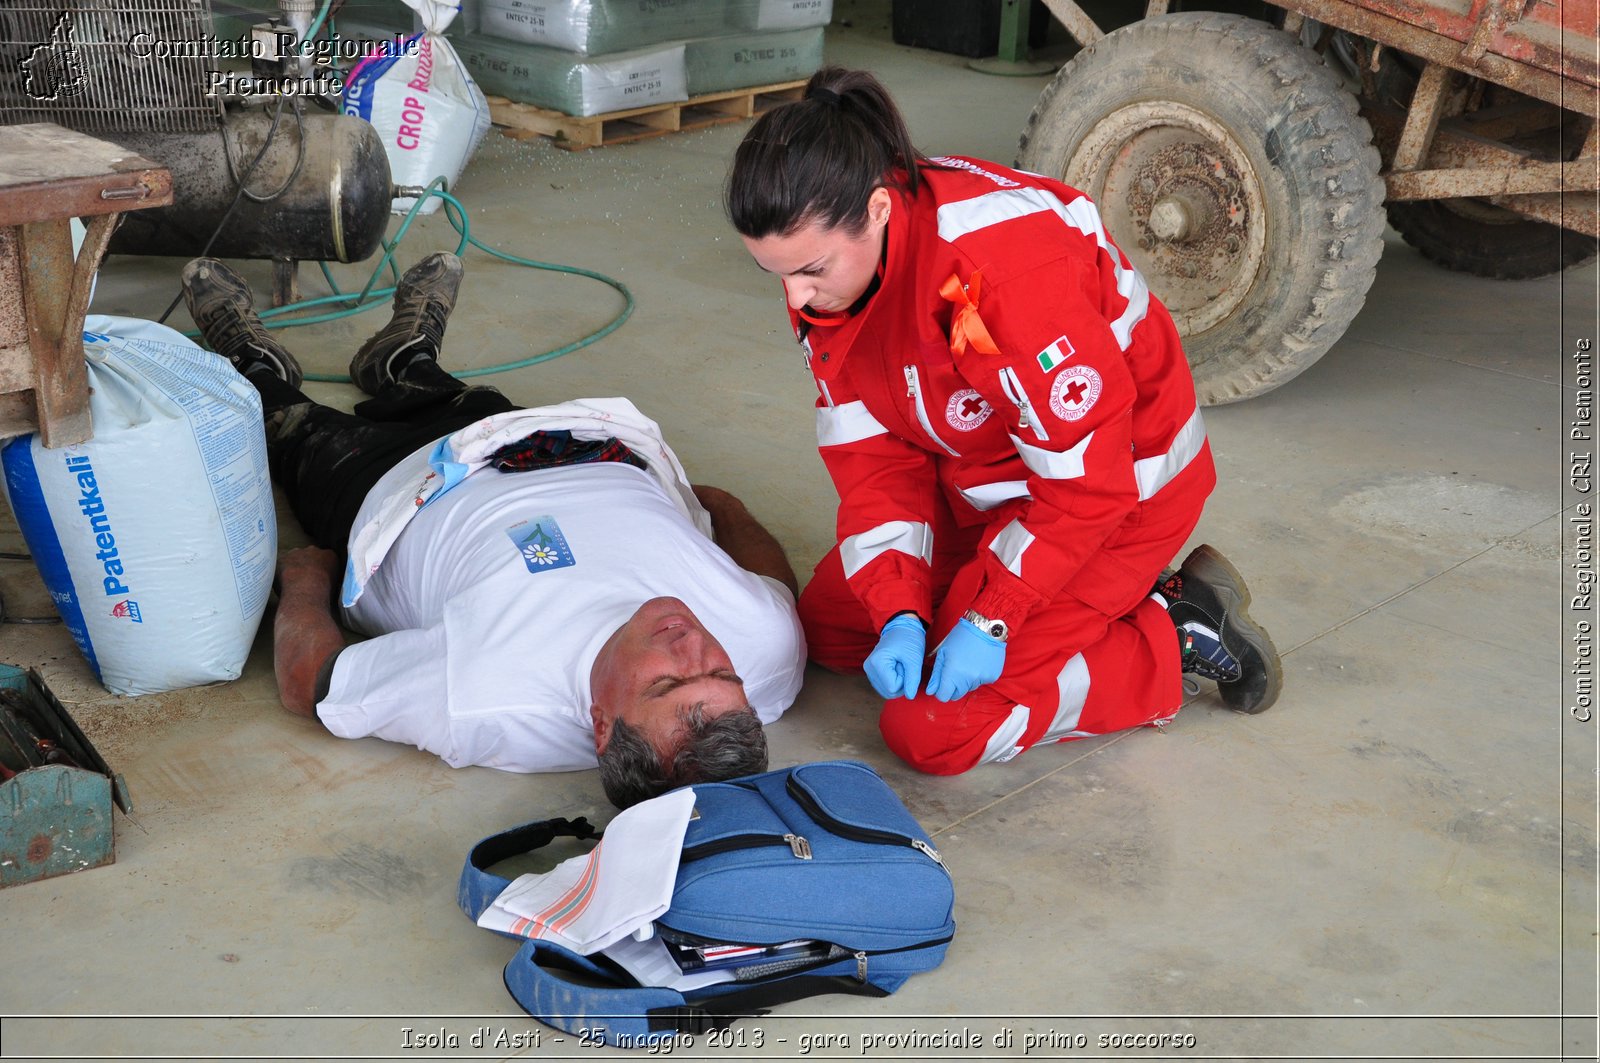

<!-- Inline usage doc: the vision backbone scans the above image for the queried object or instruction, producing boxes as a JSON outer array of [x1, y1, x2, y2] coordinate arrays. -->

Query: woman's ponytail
[[726, 66, 930, 239]]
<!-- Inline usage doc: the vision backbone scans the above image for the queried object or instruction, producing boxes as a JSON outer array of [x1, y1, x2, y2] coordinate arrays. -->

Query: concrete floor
[[2, 3, 1596, 1059]]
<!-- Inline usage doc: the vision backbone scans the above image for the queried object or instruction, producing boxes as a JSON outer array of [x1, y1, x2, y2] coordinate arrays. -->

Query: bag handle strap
[[457, 816, 603, 923], [645, 974, 891, 1033], [501, 937, 890, 1048]]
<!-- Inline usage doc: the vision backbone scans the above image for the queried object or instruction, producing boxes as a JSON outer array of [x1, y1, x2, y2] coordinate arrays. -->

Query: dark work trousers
[[248, 359, 519, 554]]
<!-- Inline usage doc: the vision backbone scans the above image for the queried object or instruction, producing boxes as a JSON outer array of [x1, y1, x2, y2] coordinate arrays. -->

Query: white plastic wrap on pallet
[[469, 0, 730, 55], [683, 25, 824, 96], [728, 0, 830, 31], [455, 34, 687, 115]]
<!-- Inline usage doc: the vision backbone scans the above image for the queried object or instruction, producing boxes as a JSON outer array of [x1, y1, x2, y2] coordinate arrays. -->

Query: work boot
[[348, 251, 463, 394], [181, 258, 303, 387], [1155, 545, 1283, 714]]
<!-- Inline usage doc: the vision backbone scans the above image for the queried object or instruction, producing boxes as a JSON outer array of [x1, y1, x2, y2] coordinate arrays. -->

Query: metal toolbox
[[0, 663, 132, 888]]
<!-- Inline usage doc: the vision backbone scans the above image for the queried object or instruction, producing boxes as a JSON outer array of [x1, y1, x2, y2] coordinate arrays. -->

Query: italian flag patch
[[1037, 335, 1074, 372]]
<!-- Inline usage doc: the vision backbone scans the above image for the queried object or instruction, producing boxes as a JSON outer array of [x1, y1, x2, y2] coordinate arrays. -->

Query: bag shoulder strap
[[502, 937, 889, 1048], [457, 816, 603, 923]]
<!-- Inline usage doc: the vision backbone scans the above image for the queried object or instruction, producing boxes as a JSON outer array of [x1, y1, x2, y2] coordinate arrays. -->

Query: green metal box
[[0, 664, 131, 889]]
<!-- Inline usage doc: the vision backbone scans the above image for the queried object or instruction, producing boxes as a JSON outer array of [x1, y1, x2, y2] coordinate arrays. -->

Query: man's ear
[[591, 703, 612, 754]]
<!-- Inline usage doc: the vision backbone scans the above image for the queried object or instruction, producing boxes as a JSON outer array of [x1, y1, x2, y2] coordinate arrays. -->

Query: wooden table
[[0, 124, 172, 447]]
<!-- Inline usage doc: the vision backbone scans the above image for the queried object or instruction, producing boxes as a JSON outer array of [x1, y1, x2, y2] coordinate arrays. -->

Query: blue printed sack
[[0, 316, 274, 695]]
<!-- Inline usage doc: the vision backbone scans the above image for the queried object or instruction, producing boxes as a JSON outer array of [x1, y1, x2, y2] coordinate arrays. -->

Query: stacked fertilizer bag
[[1, 317, 277, 696], [341, 0, 492, 213], [442, 0, 831, 118]]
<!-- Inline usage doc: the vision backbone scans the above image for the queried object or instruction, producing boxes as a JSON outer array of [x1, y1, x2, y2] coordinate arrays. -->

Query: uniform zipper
[[784, 775, 950, 873], [903, 366, 961, 457], [998, 367, 1049, 442]]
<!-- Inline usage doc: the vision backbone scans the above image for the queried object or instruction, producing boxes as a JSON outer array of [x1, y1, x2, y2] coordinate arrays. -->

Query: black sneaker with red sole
[[1157, 545, 1283, 714]]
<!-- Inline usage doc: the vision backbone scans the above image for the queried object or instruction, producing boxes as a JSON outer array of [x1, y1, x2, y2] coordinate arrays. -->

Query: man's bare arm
[[274, 546, 346, 722], [691, 484, 800, 598]]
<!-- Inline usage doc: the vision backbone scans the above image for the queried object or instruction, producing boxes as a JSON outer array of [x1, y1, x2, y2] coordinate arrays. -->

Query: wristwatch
[[963, 609, 1010, 642]]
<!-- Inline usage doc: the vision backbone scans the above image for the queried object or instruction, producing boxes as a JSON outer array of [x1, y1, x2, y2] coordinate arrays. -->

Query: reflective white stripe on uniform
[[1134, 407, 1206, 500], [1060, 195, 1150, 350], [1039, 653, 1090, 743], [988, 519, 1035, 577], [978, 704, 1031, 765], [840, 520, 934, 578], [936, 188, 1150, 350], [1010, 431, 1092, 481], [817, 401, 891, 447], [958, 479, 1031, 511]]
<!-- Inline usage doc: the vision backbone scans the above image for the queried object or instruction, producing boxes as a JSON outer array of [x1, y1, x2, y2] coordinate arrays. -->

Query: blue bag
[[458, 760, 955, 1048]]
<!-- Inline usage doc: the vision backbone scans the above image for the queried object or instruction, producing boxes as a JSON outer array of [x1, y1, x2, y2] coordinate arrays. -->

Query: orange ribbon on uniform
[[939, 271, 1000, 357]]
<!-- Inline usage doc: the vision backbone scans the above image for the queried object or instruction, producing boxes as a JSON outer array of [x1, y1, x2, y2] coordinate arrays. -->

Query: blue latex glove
[[926, 618, 1006, 702], [863, 613, 926, 700]]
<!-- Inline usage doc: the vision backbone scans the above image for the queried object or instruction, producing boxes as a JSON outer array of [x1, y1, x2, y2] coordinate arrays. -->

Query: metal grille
[[0, 0, 221, 133]]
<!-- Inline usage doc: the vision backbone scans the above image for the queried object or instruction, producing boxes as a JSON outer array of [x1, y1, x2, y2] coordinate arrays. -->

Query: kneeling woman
[[724, 66, 1282, 774]]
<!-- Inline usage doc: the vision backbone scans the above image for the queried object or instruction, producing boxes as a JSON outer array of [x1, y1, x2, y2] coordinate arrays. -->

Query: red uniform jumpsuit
[[793, 157, 1216, 775]]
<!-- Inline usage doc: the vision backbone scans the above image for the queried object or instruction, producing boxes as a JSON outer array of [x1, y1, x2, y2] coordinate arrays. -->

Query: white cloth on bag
[[475, 788, 694, 954]]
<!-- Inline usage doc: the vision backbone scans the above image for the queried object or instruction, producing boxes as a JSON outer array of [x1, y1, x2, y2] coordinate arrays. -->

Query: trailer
[[1016, 0, 1598, 403]]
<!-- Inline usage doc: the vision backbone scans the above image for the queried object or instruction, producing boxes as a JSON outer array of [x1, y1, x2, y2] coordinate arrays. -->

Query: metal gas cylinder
[[107, 109, 392, 263]]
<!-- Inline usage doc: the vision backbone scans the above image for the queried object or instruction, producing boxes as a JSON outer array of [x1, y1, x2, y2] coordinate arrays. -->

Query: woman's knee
[[878, 696, 983, 776]]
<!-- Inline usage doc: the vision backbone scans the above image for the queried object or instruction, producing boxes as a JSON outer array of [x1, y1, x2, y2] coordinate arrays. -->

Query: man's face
[[590, 596, 752, 755], [740, 187, 891, 315]]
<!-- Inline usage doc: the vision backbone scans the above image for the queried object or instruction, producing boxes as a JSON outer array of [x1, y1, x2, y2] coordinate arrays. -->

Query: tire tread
[[1017, 12, 1385, 404]]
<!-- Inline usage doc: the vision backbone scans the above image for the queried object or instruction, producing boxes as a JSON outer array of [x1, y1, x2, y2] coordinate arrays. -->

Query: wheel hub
[[1147, 192, 1206, 243], [1065, 101, 1266, 337]]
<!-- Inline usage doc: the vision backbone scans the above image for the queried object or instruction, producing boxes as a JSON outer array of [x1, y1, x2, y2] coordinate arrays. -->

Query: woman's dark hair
[[726, 66, 931, 240]]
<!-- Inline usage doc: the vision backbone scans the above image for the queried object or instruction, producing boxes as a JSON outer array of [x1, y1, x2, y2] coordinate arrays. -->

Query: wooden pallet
[[486, 80, 807, 151]]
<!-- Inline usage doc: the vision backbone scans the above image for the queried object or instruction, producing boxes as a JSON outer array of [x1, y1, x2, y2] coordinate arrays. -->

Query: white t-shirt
[[319, 462, 806, 772]]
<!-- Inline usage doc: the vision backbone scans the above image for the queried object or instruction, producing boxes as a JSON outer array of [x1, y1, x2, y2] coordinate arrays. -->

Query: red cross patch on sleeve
[[1049, 365, 1102, 421]]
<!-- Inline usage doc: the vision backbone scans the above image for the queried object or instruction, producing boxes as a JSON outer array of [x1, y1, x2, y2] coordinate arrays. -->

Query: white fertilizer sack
[[342, 0, 490, 215], [0, 316, 276, 696]]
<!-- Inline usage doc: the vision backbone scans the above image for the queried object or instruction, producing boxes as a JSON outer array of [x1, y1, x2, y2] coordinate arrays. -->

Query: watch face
[[965, 610, 1007, 640]]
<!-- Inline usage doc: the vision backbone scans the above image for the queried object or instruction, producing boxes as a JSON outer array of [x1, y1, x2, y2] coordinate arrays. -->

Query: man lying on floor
[[182, 252, 806, 808]]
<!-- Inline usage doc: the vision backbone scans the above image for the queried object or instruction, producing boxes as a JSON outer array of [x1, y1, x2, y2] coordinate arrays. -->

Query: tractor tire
[[1386, 199, 1597, 279], [1016, 12, 1386, 405], [1370, 54, 1598, 280]]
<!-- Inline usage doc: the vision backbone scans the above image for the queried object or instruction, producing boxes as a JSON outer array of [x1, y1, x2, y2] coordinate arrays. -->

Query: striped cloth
[[489, 429, 646, 473]]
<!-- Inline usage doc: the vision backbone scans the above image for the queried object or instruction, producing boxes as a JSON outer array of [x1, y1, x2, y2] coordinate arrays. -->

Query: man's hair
[[597, 703, 769, 809]]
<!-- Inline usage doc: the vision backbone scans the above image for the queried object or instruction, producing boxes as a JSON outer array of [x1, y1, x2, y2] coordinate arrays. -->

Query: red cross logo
[[945, 387, 993, 431], [1049, 365, 1102, 422]]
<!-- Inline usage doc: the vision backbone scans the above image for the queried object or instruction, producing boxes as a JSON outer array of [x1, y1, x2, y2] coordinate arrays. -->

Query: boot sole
[[1182, 545, 1284, 714]]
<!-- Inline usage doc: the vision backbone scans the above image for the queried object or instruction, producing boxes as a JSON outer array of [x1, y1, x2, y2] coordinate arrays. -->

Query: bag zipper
[[903, 366, 961, 457], [998, 367, 1049, 442], [731, 943, 851, 982], [681, 832, 812, 862], [784, 775, 949, 872], [651, 930, 955, 984]]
